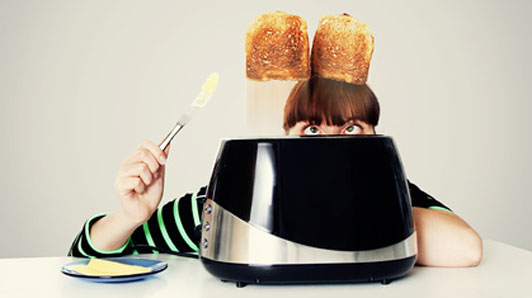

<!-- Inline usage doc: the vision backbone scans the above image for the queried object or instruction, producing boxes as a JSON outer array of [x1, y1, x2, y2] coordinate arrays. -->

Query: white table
[[1, 239, 531, 298]]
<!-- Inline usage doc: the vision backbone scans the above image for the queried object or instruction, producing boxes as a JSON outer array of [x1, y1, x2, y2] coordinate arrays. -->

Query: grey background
[[1, 0, 531, 257]]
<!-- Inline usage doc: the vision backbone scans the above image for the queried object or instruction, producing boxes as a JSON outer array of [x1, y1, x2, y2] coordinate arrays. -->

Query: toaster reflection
[[201, 199, 417, 265]]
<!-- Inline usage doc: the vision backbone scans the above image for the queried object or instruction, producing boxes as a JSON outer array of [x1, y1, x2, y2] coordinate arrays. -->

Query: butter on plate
[[70, 258, 152, 276]]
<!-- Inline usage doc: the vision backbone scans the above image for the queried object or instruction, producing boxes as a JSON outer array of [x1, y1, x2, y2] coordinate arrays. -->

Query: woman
[[283, 77, 482, 266], [69, 77, 482, 267]]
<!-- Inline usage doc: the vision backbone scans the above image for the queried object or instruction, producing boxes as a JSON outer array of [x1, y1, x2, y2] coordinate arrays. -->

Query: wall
[[1, 0, 531, 257]]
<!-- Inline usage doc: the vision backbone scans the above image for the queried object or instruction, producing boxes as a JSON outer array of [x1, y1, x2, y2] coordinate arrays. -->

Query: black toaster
[[199, 136, 416, 287]]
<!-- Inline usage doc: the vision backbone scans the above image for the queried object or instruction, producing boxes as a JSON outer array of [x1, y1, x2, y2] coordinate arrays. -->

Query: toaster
[[199, 136, 417, 287]]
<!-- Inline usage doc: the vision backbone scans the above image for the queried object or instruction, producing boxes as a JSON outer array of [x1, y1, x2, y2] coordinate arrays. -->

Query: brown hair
[[283, 77, 380, 132]]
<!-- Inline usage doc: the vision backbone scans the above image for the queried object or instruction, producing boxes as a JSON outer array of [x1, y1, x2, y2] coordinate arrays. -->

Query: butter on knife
[[70, 258, 152, 276]]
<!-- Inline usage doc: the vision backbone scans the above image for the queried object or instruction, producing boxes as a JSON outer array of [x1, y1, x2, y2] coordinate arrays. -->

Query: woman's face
[[287, 119, 375, 136]]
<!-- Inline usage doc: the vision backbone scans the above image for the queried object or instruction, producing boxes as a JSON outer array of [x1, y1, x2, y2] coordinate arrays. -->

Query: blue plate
[[61, 257, 168, 283]]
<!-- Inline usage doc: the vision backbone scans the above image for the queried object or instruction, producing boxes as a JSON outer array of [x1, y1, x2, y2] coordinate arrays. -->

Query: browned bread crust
[[246, 11, 310, 81], [311, 14, 374, 85]]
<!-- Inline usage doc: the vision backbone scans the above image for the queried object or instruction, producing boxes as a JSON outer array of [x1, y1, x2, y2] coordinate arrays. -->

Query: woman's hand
[[114, 140, 169, 226], [89, 140, 169, 252]]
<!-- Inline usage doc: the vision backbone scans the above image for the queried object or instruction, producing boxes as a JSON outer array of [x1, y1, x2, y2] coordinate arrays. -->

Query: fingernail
[[153, 172, 160, 180], [159, 156, 166, 165]]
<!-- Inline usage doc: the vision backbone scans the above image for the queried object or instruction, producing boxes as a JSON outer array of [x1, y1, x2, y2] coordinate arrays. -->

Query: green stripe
[[142, 221, 159, 254], [428, 206, 453, 213], [132, 249, 139, 255], [77, 238, 92, 258], [84, 213, 130, 254], [191, 192, 201, 226], [174, 198, 199, 252], [157, 207, 179, 252]]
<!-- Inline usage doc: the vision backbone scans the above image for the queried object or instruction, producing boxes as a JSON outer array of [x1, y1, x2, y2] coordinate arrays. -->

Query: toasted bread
[[246, 11, 310, 81], [311, 14, 374, 85]]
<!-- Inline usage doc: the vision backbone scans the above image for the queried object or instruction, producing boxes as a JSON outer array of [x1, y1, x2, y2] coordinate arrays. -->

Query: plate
[[61, 257, 168, 283]]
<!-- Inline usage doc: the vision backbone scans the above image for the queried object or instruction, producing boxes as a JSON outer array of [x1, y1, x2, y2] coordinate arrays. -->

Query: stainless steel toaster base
[[200, 199, 417, 265]]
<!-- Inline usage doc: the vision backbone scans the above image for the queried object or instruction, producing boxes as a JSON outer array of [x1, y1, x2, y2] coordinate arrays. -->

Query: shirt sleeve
[[408, 181, 452, 213], [68, 186, 206, 258]]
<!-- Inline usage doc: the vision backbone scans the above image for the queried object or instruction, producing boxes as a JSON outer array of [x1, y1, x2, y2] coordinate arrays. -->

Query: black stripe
[[81, 217, 99, 256], [408, 180, 452, 211], [196, 186, 207, 203], [169, 194, 193, 252], [198, 185, 207, 196], [196, 199, 204, 222], [145, 208, 168, 250], [79, 234, 96, 256], [68, 231, 83, 257], [178, 193, 199, 250], [131, 225, 151, 253], [161, 198, 189, 252], [196, 186, 207, 221]]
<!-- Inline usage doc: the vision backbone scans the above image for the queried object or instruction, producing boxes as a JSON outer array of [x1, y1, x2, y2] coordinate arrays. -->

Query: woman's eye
[[343, 125, 361, 135], [303, 125, 320, 135]]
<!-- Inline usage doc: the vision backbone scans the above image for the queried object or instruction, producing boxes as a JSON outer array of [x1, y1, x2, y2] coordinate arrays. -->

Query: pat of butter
[[201, 72, 219, 95], [71, 258, 151, 276]]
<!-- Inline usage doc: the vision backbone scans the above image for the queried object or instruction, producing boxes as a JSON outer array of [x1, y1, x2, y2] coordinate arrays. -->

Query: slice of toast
[[246, 11, 310, 81], [311, 14, 374, 85]]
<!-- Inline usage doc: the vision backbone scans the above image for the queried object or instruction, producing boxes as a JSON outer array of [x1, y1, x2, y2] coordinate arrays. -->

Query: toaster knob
[[204, 222, 210, 231], [205, 204, 212, 214]]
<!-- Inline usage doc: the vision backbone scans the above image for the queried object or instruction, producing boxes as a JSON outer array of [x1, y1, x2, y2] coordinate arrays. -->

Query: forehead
[[297, 117, 360, 125]]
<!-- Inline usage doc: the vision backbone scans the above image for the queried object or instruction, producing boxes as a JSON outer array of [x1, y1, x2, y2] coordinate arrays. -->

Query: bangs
[[283, 77, 380, 131]]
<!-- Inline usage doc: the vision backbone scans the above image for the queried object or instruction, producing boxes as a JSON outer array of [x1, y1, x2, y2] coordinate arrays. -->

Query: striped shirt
[[68, 182, 450, 258]]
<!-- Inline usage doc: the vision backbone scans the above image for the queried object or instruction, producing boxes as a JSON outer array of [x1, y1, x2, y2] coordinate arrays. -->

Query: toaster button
[[204, 222, 210, 231], [205, 204, 212, 214]]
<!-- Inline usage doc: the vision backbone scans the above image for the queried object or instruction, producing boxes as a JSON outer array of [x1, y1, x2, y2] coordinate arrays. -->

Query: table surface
[[0, 239, 531, 298]]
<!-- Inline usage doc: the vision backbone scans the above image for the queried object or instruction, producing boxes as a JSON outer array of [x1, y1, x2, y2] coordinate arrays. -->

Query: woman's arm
[[413, 207, 483, 267], [89, 209, 142, 251], [68, 189, 206, 257]]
